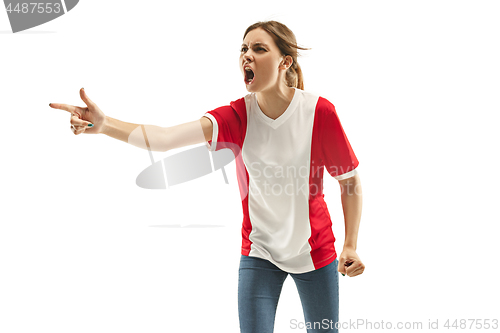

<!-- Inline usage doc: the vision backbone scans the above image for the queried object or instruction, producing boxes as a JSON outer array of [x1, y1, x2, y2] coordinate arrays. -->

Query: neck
[[256, 84, 295, 120]]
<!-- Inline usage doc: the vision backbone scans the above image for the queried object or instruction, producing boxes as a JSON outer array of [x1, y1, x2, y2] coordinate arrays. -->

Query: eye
[[240, 46, 266, 53]]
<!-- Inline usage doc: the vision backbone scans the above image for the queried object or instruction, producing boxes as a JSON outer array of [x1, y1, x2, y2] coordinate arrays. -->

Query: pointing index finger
[[49, 103, 79, 114]]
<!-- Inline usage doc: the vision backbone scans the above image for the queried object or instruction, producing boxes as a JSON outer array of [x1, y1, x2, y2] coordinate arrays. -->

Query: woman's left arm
[[338, 173, 365, 277]]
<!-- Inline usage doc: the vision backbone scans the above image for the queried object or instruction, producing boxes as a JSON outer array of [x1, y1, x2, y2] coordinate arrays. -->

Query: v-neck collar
[[253, 87, 299, 129]]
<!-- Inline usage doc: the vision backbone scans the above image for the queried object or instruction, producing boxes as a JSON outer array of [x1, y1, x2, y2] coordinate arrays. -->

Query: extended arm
[[101, 116, 213, 152]]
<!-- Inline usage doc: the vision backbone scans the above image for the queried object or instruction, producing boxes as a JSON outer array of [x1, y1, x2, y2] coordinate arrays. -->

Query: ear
[[280, 55, 293, 70]]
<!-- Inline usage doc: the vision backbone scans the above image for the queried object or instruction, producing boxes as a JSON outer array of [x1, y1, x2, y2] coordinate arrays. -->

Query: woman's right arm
[[101, 115, 213, 152], [51, 88, 214, 152]]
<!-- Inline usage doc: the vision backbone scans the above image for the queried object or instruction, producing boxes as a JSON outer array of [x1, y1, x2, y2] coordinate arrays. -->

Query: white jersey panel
[[242, 87, 321, 273]]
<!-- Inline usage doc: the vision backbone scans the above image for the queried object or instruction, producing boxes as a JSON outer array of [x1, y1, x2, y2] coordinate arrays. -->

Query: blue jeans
[[238, 254, 339, 333]]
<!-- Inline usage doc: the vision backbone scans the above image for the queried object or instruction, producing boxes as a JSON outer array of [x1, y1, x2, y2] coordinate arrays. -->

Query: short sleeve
[[320, 100, 359, 180], [203, 105, 243, 152]]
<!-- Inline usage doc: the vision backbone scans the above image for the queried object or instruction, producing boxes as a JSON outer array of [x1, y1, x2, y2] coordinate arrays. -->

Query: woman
[[50, 20, 365, 333]]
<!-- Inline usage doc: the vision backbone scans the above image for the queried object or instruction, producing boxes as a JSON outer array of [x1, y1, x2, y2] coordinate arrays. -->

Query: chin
[[245, 84, 259, 92], [245, 80, 268, 93]]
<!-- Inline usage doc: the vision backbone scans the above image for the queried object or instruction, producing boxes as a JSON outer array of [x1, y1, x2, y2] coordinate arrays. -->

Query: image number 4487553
[[3, 1, 79, 33]]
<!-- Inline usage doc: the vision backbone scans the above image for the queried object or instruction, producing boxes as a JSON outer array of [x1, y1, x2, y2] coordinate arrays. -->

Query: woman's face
[[240, 28, 289, 92]]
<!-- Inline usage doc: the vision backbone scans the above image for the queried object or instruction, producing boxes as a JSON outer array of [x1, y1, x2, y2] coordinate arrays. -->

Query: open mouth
[[245, 67, 255, 85]]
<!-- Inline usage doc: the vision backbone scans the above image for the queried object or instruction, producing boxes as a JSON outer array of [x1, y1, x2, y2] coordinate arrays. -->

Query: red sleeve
[[319, 97, 359, 179], [203, 104, 243, 152]]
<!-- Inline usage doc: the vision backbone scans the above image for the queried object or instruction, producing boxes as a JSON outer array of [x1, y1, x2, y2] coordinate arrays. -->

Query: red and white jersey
[[203, 87, 359, 273]]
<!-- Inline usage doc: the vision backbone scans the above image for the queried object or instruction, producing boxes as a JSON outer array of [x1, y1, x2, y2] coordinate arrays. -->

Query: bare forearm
[[102, 116, 139, 145], [101, 116, 207, 152], [340, 179, 363, 250]]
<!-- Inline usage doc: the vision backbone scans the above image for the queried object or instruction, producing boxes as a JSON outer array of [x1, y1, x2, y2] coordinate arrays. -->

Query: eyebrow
[[241, 42, 269, 48]]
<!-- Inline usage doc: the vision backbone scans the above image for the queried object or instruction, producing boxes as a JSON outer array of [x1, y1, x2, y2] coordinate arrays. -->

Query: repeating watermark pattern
[[136, 145, 360, 202], [3, 0, 79, 33], [136, 143, 238, 190], [131, 123, 359, 198], [290, 318, 499, 330], [136, 142, 360, 200]]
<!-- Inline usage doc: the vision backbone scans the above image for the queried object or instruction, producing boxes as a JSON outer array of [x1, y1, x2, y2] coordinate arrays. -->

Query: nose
[[242, 49, 253, 62]]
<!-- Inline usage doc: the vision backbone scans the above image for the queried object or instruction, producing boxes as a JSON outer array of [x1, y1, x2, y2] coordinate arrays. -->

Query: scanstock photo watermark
[[129, 122, 360, 196], [135, 140, 360, 198], [3, 0, 79, 33], [290, 318, 499, 330]]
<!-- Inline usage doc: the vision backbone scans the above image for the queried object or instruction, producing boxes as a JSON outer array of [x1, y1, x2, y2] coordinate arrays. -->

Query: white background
[[1, 1, 499, 332]]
